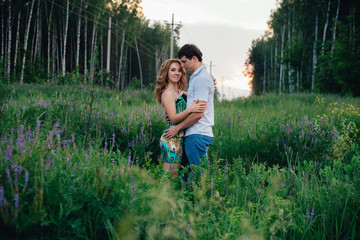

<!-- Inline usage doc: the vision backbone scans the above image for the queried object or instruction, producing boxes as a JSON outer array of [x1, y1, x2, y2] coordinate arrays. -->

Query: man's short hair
[[178, 44, 203, 62]]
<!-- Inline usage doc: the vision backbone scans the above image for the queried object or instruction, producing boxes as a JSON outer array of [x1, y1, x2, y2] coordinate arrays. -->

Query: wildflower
[[112, 133, 116, 145], [53, 121, 60, 129], [211, 178, 214, 195], [14, 193, 19, 213], [130, 186, 136, 198], [224, 161, 229, 175], [5, 168, 12, 188], [310, 207, 315, 220], [127, 154, 131, 167], [17, 138, 25, 157], [0, 186, 7, 208], [4, 149, 12, 163], [104, 132, 108, 151], [46, 158, 52, 169], [24, 171, 29, 189]]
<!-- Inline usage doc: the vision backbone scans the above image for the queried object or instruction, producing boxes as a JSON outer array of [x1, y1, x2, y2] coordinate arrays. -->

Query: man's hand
[[164, 125, 180, 139]]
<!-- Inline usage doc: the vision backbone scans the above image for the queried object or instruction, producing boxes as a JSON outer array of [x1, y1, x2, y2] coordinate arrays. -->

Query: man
[[163, 44, 214, 166]]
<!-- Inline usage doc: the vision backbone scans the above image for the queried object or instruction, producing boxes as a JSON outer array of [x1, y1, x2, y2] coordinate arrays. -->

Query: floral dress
[[159, 94, 187, 163]]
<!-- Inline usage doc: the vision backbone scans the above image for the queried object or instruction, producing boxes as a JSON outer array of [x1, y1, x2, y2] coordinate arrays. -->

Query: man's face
[[180, 56, 195, 73]]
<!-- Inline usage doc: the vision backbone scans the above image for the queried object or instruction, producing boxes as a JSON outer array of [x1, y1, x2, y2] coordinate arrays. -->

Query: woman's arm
[[161, 91, 205, 125]]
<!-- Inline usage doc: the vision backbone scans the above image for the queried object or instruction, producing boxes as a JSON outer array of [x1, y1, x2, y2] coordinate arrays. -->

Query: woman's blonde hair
[[154, 59, 187, 104]]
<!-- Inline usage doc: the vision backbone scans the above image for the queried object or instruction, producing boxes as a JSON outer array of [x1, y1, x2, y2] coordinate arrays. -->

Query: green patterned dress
[[159, 94, 187, 163]]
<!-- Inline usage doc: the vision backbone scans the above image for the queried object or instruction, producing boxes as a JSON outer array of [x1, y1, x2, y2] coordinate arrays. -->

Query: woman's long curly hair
[[154, 59, 187, 104]]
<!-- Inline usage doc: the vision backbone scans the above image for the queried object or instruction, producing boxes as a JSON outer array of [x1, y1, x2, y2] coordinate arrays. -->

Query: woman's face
[[167, 62, 182, 84]]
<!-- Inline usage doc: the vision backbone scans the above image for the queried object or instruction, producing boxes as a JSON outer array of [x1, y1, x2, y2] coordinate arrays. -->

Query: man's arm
[[163, 101, 206, 139]]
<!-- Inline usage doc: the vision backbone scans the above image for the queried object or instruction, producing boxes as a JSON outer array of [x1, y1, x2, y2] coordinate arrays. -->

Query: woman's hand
[[188, 99, 206, 113]]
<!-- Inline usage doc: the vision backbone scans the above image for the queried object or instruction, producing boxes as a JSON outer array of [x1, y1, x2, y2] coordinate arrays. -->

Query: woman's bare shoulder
[[161, 89, 175, 104]]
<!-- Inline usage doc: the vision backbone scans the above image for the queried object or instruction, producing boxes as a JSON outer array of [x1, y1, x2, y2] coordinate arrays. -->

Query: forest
[[245, 0, 360, 96], [0, 0, 179, 89]]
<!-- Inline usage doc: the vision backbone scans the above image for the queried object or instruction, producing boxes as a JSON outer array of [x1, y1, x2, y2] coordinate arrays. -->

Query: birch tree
[[134, 37, 143, 89], [62, 0, 70, 76], [118, 29, 126, 90], [84, 13, 87, 78], [279, 25, 286, 94], [311, 14, 319, 92], [46, 0, 54, 82], [6, 0, 11, 76], [20, 0, 36, 84], [76, 0, 82, 68], [331, 0, 341, 56], [321, 0, 331, 55], [14, 13, 20, 69]]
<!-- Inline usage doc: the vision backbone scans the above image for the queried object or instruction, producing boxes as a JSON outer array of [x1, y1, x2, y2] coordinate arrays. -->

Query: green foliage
[[1, 84, 360, 239], [246, 0, 360, 96]]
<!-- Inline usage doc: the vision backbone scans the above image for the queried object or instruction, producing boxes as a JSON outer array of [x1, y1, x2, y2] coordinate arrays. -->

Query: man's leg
[[184, 134, 213, 166]]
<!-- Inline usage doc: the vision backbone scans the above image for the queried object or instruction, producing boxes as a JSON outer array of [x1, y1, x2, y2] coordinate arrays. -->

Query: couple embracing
[[154, 44, 215, 177]]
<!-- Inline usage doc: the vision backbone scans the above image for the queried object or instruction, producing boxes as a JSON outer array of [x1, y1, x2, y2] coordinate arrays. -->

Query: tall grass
[[0, 84, 359, 239]]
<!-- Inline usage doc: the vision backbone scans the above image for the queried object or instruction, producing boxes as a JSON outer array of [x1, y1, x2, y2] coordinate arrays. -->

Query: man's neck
[[192, 62, 202, 73]]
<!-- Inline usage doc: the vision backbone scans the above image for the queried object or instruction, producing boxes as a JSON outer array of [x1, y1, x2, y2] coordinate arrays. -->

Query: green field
[[1, 84, 359, 239]]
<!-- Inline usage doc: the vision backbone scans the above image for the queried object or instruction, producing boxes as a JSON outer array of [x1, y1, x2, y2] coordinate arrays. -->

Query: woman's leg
[[163, 162, 180, 177]]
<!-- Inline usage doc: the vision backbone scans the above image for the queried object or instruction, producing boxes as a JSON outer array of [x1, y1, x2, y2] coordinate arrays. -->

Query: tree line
[[0, 0, 180, 89], [245, 0, 360, 96]]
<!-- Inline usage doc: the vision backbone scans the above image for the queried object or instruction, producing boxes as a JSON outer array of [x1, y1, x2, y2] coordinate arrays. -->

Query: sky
[[141, 0, 278, 99]]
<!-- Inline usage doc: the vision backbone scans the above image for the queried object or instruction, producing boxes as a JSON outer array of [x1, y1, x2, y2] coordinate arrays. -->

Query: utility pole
[[209, 60, 215, 75], [106, 16, 111, 71], [168, 13, 181, 59], [170, 13, 174, 58]]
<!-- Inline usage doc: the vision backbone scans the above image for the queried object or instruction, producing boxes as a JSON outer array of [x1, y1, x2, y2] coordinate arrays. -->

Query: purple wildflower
[[130, 186, 136, 198], [4, 149, 12, 163], [224, 162, 229, 176], [0, 186, 4, 202], [24, 171, 29, 188], [211, 178, 214, 195], [127, 155, 131, 167], [17, 125, 24, 138], [36, 120, 41, 129], [310, 207, 315, 220], [53, 121, 60, 129], [5, 168, 12, 188], [0, 186, 7, 208], [306, 210, 310, 221], [17, 138, 25, 157], [14, 193, 19, 213]]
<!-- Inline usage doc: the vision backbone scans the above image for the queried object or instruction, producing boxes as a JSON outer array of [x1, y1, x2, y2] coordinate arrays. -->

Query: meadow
[[0, 83, 359, 239]]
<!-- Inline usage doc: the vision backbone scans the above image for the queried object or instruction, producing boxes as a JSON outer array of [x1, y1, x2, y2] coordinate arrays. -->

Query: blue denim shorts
[[184, 134, 213, 166]]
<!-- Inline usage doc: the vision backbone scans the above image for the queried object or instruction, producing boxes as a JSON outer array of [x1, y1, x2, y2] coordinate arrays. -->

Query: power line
[[182, 25, 194, 44], [47, 0, 158, 59], [50, 0, 159, 56]]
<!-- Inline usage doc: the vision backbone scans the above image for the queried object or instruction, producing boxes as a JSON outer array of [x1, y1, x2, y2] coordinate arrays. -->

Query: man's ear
[[192, 56, 198, 62]]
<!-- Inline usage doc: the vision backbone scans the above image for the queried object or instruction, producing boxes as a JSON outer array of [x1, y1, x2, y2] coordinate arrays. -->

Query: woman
[[155, 59, 205, 177]]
